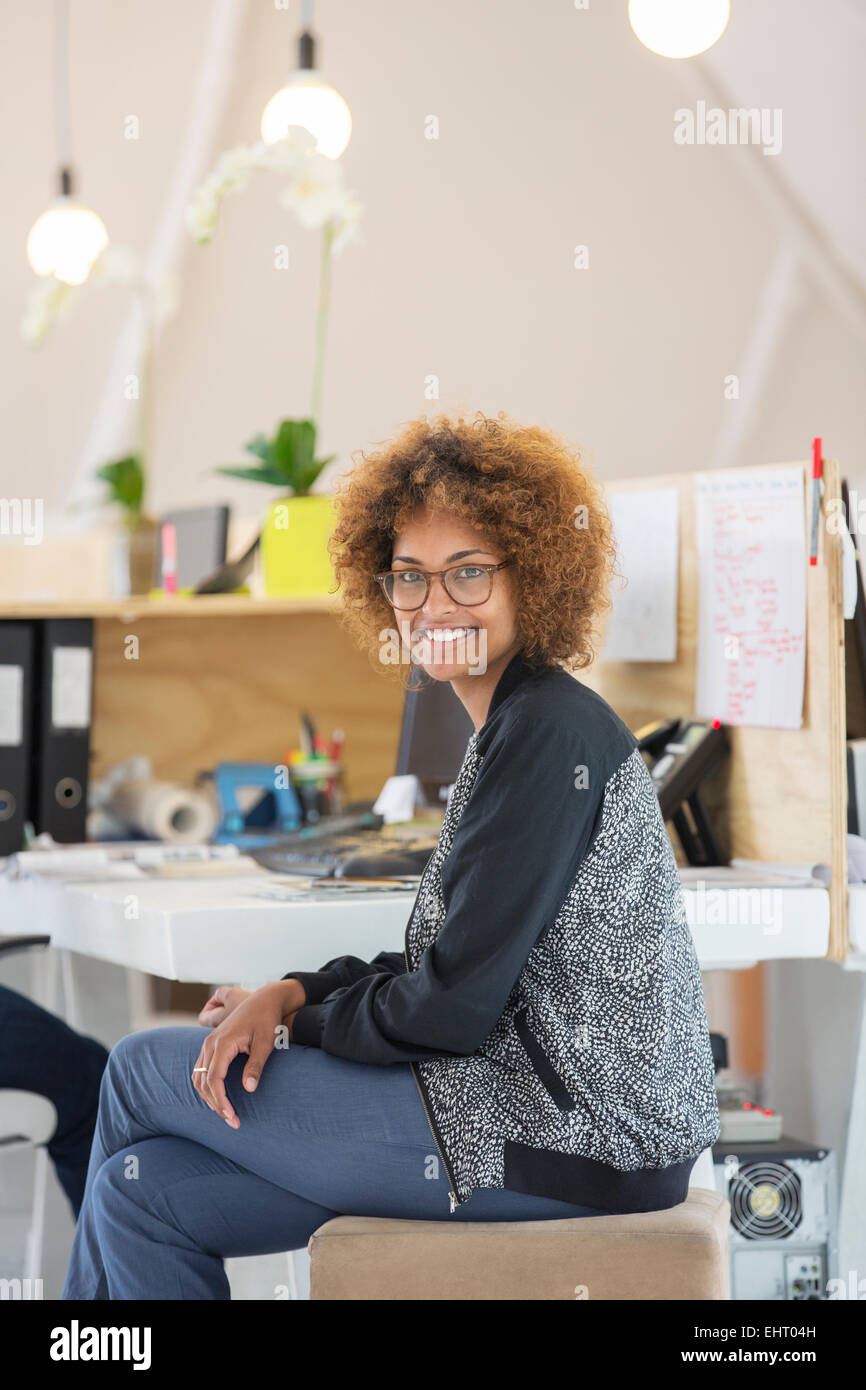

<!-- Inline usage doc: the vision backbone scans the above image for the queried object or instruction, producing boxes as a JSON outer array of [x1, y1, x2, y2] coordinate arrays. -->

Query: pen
[[809, 437, 823, 566], [326, 728, 344, 804]]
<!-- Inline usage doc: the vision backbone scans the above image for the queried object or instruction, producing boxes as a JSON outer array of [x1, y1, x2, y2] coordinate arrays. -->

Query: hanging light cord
[[54, 0, 73, 190], [297, 0, 316, 70]]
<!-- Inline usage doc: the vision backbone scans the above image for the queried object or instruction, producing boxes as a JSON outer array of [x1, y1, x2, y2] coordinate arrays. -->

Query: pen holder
[[289, 758, 344, 822]]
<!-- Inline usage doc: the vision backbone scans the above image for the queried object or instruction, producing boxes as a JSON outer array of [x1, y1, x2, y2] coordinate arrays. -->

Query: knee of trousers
[[105, 1029, 144, 1075], [89, 1149, 153, 1225], [96, 1030, 169, 1118], [105, 1025, 203, 1085], [98, 1031, 140, 1104], [108, 1028, 166, 1068]]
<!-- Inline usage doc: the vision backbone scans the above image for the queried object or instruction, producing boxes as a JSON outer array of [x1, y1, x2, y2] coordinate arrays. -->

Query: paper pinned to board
[[695, 468, 806, 729], [602, 488, 679, 662]]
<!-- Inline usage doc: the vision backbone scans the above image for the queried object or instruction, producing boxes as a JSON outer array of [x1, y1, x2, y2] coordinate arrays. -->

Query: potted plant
[[186, 129, 362, 597], [96, 454, 158, 596], [217, 418, 336, 597]]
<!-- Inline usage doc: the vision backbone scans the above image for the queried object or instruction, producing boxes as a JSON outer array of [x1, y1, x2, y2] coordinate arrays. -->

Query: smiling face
[[390, 506, 522, 690]]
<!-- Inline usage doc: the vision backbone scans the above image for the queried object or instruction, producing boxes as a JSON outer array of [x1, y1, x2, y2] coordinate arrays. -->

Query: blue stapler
[[212, 762, 303, 847]]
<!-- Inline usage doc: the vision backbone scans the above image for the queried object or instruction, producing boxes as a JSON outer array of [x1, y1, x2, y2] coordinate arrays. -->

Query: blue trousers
[[0, 984, 108, 1219], [62, 1026, 609, 1299]]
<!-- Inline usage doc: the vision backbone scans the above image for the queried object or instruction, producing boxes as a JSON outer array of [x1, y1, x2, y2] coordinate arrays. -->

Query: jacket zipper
[[403, 934, 462, 1213]]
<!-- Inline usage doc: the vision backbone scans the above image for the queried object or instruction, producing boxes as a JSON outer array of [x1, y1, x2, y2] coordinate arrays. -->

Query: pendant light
[[26, 0, 108, 285], [628, 0, 730, 59], [260, 0, 352, 159]]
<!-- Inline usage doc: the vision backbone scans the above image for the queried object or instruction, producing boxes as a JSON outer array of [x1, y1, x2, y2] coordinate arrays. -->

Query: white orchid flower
[[185, 130, 362, 245], [331, 194, 364, 256], [20, 278, 76, 347], [20, 244, 179, 347]]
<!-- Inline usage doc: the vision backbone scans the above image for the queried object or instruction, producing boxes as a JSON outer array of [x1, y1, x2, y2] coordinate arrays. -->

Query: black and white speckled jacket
[[287, 651, 721, 1213]]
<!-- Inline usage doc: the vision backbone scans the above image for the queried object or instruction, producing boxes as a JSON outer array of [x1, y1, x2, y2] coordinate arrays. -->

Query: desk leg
[[29, 946, 60, 1016], [53, 951, 137, 1046], [285, 1251, 299, 1300], [58, 949, 80, 1033], [125, 967, 152, 1031], [26, 1147, 49, 1285], [838, 989, 866, 1286]]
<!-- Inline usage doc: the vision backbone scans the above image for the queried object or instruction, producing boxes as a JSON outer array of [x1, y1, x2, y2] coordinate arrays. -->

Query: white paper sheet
[[603, 488, 679, 662], [373, 774, 424, 824], [51, 646, 92, 730], [695, 468, 806, 729]]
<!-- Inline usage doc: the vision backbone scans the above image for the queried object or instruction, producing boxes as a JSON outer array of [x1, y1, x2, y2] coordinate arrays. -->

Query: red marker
[[325, 729, 344, 804], [161, 521, 178, 596], [809, 437, 823, 566]]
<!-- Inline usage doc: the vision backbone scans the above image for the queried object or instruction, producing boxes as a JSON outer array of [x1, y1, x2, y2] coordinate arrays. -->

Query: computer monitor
[[152, 506, 230, 591], [395, 668, 475, 807]]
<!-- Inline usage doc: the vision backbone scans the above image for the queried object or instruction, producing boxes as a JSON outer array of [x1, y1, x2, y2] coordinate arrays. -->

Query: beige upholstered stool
[[309, 1188, 730, 1300]]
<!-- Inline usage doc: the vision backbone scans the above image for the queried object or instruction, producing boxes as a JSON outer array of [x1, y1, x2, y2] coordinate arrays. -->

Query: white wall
[[2, 0, 863, 532]]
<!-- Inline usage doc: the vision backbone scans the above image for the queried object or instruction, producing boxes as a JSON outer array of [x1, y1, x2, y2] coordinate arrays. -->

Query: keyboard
[[250, 829, 440, 879]]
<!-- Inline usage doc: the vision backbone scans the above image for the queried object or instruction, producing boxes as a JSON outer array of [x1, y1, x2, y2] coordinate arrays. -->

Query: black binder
[[33, 618, 94, 843], [0, 621, 35, 855]]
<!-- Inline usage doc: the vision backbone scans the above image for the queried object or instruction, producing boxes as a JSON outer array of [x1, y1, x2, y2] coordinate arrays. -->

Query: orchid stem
[[310, 222, 334, 434]]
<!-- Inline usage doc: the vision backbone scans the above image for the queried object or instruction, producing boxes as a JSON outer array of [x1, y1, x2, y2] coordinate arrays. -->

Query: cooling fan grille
[[728, 1160, 803, 1240]]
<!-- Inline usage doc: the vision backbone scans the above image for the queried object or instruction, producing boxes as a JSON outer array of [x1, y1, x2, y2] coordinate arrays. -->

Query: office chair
[[0, 934, 56, 1285]]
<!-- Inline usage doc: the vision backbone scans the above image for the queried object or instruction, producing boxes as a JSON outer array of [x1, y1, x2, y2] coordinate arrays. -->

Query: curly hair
[[327, 410, 616, 688]]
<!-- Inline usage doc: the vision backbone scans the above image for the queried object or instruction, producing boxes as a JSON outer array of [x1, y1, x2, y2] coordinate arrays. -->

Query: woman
[[63, 412, 720, 1300]]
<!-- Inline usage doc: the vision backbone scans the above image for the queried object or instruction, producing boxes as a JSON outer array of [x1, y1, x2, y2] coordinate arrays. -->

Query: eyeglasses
[[374, 561, 512, 611]]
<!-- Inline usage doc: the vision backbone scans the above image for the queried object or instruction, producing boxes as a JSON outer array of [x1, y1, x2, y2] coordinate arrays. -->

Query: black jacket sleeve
[[288, 711, 607, 1062], [281, 951, 406, 1006]]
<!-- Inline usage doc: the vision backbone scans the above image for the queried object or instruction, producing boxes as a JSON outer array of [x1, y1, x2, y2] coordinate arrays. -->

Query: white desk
[[0, 867, 841, 981], [0, 873, 412, 983]]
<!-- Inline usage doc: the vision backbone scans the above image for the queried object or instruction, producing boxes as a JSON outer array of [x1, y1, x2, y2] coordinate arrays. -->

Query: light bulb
[[27, 198, 108, 285], [261, 71, 352, 159], [628, 0, 730, 59]]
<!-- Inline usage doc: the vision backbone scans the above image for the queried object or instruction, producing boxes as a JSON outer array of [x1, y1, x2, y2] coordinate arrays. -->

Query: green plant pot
[[261, 495, 336, 597], [111, 516, 158, 596]]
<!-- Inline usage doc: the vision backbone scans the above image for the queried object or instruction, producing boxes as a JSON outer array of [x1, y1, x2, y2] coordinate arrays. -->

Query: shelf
[[0, 595, 342, 620], [685, 883, 830, 967]]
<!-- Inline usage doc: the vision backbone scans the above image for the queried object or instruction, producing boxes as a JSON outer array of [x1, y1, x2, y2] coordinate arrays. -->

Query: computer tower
[[712, 1135, 838, 1300]]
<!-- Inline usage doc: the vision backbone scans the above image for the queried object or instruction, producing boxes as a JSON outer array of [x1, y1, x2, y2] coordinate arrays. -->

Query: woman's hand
[[191, 979, 306, 1128], [198, 986, 252, 1027]]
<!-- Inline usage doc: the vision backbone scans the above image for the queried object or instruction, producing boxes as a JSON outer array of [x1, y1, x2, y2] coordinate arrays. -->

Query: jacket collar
[[485, 648, 544, 723]]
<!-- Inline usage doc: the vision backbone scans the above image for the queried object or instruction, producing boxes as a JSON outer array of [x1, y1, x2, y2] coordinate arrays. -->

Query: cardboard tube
[[108, 777, 218, 844]]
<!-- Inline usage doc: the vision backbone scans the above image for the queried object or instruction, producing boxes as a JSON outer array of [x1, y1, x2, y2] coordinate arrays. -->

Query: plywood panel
[[91, 613, 405, 804], [583, 459, 848, 959]]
